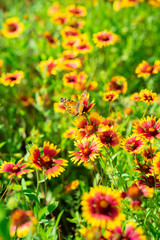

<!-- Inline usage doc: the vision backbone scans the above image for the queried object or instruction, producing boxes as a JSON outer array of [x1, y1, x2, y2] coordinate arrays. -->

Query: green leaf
[[38, 206, 48, 220], [11, 184, 22, 191], [38, 202, 59, 220], [66, 217, 77, 223], [17, 189, 40, 205], [0, 142, 6, 148], [47, 202, 59, 214], [54, 210, 64, 230]]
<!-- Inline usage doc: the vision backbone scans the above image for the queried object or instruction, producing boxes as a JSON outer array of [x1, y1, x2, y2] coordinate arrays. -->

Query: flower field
[[0, 0, 160, 239]]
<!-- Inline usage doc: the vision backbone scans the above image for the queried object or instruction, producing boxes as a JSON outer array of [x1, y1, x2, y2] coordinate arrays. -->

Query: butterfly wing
[[60, 98, 78, 116], [77, 90, 87, 115]]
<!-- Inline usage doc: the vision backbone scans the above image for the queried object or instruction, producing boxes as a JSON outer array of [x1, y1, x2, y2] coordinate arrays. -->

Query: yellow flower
[[1, 17, 24, 38], [0, 71, 24, 87]]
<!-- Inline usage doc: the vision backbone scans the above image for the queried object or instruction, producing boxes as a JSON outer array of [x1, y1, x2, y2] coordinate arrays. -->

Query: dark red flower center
[[143, 95, 153, 101], [147, 127, 158, 137], [94, 198, 111, 215], [100, 133, 112, 145], [82, 147, 91, 156], [56, 17, 66, 24], [125, 141, 139, 151], [46, 35, 56, 44], [8, 23, 18, 32], [70, 8, 82, 15], [6, 76, 17, 82], [85, 124, 96, 135], [109, 81, 123, 91], [98, 33, 112, 42], [105, 94, 114, 101], [40, 155, 53, 168], [12, 166, 20, 173], [70, 22, 79, 29], [65, 30, 78, 37], [77, 44, 88, 50], [66, 75, 77, 83]]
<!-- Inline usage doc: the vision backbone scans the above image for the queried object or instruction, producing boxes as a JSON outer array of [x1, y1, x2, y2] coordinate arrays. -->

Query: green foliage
[[0, 0, 160, 239]]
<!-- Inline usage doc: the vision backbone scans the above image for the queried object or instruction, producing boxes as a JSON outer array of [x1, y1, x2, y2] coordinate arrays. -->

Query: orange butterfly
[[60, 90, 87, 116]]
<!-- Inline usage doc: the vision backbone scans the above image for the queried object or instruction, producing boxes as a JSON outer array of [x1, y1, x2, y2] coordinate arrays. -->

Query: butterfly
[[60, 90, 87, 116]]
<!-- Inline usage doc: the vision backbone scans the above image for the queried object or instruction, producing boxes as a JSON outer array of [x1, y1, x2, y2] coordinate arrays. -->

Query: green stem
[[109, 102, 111, 115], [36, 169, 39, 194], [104, 146, 127, 191], [44, 170, 47, 198], [3, 181, 15, 204], [0, 178, 12, 202], [142, 103, 149, 118]]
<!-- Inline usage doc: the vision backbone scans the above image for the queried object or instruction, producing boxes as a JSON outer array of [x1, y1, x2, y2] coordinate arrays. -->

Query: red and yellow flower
[[102, 117, 117, 127], [10, 209, 37, 238], [137, 174, 160, 189], [152, 60, 160, 73], [141, 147, 157, 162], [122, 181, 154, 209], [64, 180, 79, 193], [0, 59, 3, 74], [69, 19, 85, 29], [153, 152, 160, 178], [29, 142, 68, 179], [62, 71, 86, 88], [121, 134, 144, 154], [82, 92, 95, 113], [60, 58, 82, 71], [98, 126, 121, 148], [51, 13, 68, 25], [62, 36, 80, 49], [133, 116, 160, 141], [19, 94, 35, 107], [75, 41, 92, 55], [122, 0, 142, 8], [104, 221, 146, 240], [69, 136, 102, 165], [61, 26, 80, 38], [134, 159, 152, 175], [81, 185, 125, 229], [0, 71, 24, 87], [148, 0, 160, 6], [135, 60, 160, 78], [39, 57, 58, 76], [1, 17, 24, 38], [130, 92, 141, 102], [139, 89, 157, 104], [73, 34, 92, 55], [73, 112, 104, 139], [63, 127, 77, 139], [62, 71, 78, 88], [107, 76, 127, 94], [0, 159, 33, 179], [47, 2, 60, 16], [103, 91, 119, 102], [79, 225, 107, 240], [61, 50, 78, 60], [124, 107, 133, 115], [44, 31, 58, 47], [93, 30, 120, 48], [67, 5, 87, 17], [54, 102, 66, 113]]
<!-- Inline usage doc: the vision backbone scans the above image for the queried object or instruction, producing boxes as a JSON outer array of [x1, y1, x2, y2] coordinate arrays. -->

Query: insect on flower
[[125, 143, 136, 151], [60, 90, 87, 116]]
